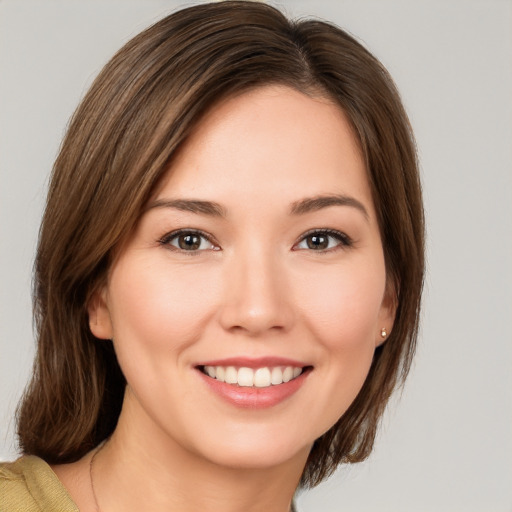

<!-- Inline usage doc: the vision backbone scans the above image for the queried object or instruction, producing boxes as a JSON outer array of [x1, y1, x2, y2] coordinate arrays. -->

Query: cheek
[[293, 259, 386, 351], [106, 257, 221, 358], [289, 261, 386, 435]]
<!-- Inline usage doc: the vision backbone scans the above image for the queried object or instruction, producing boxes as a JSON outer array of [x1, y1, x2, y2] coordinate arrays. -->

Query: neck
[[93, 393, 308, 512]]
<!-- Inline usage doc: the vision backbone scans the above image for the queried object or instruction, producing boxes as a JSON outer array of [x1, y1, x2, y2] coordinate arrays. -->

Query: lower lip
[[197, 369, 310, 409]]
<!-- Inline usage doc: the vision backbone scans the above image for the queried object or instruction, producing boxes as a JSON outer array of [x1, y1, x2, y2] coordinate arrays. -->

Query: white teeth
[[216, 366, 225, 383], [254, 367, 271, 388], [271, 367, 283, 385], [282, 367, 293, 383], [225, 366, 237, 384], [237, 367, 254, 387], [202, 365, 304, 388]]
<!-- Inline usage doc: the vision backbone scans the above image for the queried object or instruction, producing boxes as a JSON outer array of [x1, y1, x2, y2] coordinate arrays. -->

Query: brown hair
[[17, 1, 424, 488]]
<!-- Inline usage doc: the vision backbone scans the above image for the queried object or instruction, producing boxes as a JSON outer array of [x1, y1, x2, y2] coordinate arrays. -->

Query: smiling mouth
[[198, 365, 311, 388]]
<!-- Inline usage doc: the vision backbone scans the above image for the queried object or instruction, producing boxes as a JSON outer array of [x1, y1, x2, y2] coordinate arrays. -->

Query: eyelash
[[159, 229, 219, 253], [158, 228, 353, 253], [293, 229, 353, 252]]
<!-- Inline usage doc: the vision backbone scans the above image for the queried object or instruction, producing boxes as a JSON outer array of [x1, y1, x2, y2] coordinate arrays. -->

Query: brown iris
[[306, 234, 329, 250], [178, 233, 202, 250]]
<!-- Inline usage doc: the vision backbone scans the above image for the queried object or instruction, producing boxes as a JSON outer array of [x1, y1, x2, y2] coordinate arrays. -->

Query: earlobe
[[376, 281, 398, 347], [88, 287, 113, 340]]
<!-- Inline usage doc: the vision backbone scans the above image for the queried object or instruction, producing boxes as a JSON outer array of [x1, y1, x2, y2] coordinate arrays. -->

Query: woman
[[0, 2, 424, 511]]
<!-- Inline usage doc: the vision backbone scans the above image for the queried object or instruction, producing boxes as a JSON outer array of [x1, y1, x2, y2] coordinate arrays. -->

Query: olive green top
[[1, 455, 299, 511], [0, 455, 78, 511]]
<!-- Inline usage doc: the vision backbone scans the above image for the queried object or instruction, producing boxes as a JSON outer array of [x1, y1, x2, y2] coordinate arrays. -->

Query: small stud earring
[[380, 328, 387, 338]]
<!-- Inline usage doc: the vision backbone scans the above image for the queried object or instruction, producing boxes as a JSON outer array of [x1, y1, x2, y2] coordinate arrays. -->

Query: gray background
[[1, 1, 511, 510]]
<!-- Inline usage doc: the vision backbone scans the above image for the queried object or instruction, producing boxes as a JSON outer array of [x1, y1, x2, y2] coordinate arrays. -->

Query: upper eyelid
[[292, 229, 354, 253], [158, 227, 352, 249], [296, 228, 352, 243], [159, 228, 218, 247]]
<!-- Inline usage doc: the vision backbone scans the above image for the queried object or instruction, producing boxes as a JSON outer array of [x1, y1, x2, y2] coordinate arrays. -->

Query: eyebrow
[[146, 199, 226, 217], [289, 194, 369, 220], [146, 194, 369, 220]]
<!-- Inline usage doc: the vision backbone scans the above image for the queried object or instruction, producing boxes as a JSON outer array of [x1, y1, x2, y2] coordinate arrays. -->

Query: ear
[[375, 279, 398, 347], [87, 286, 113, 340]]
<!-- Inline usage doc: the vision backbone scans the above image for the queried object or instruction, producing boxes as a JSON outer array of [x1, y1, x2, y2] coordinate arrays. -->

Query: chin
[[182, 422, 315, 472], [202, 441, 310, 471]]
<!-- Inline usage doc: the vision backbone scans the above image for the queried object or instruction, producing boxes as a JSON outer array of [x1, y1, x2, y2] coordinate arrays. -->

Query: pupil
[[308, 235, 328, 250], [179, 234, 200, 250]]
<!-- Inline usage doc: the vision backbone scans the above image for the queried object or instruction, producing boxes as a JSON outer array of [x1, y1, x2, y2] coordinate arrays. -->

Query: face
[[90, 86, 395, 471]]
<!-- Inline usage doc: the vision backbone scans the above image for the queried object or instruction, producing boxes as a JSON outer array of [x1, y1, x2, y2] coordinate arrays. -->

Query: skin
[[53, 85, 395, 512]]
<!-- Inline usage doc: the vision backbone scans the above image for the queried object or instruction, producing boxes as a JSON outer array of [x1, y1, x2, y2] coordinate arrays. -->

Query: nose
[[218, 244, 294, 336]]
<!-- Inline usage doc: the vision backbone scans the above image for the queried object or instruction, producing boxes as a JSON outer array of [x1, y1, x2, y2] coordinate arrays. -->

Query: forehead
[[156, 85, 373, 216]]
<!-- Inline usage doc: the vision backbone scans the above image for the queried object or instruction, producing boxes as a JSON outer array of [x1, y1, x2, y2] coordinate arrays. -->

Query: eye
[[294, 229, 352, 251], [160, 230, 218, 252]]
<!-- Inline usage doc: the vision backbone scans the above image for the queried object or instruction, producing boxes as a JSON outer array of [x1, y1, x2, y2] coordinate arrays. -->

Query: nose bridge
[[219, 239, 292, 335]]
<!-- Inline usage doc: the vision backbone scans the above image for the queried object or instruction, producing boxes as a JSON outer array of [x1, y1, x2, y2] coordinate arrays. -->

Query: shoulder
[[0, 457, 37, 511], [0, 455, 78, 511]]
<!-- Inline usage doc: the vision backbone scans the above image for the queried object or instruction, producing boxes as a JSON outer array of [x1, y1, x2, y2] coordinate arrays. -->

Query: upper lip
[[195, 356, 309, 369]]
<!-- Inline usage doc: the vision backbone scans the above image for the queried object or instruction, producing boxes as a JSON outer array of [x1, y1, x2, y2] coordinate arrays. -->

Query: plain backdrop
[[1, 1, 511, 511]]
